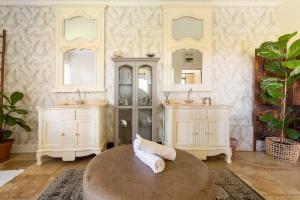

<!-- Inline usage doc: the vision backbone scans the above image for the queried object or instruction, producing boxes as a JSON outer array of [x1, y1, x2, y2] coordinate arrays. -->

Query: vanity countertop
[[36, 100, 108, 110], [162, 100, 231, 109]]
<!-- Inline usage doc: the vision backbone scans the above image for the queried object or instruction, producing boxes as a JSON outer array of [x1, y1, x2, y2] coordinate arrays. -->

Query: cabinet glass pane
[[119, 65, 133, 106], [118, 109, 132, 145], [63, 49, 96, 85], [64, 16, 96, 41], [138, 109, 152, 140], [138, 65, 152, 106], [172, 17, 203, 41]]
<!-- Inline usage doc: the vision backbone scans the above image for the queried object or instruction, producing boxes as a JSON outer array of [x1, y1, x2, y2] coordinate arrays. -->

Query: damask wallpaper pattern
[[0, 5, 278, 151]]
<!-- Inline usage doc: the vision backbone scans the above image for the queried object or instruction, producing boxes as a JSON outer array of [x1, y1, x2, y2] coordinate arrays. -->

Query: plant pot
[[266, 137, 300, 163], [0, 139, 14, 163]]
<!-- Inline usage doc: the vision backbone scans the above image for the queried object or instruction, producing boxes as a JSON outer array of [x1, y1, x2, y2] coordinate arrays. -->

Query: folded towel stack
[[133, 134, 176, 173]]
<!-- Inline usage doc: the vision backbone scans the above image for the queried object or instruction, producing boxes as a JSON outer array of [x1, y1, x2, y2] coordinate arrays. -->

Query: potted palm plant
[[0, 91, 31, 162], [257, 32, 300, 163]]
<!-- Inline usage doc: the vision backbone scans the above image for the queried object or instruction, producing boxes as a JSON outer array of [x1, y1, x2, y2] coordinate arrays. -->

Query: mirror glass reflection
[[63, 49, 96, 85], [172, 49, 202, 85], [172, 17, 203, 41], [64, 16, 96, 41], [138, 65, 152, 106]]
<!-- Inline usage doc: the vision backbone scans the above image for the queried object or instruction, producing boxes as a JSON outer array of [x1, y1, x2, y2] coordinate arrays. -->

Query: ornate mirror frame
[[53, 5, 106, 92], [163, 5, 213, 91]]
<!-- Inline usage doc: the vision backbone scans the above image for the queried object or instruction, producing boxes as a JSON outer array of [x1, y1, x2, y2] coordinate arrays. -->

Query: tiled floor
[[0, 151, 299, 200]]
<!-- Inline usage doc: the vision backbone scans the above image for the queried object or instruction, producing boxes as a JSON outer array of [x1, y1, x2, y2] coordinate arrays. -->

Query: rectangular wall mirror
[[172, 16, 203, 41], [63, 49, 96, 85], [172, 49, 202, 85], [64, 16, 97, 41]]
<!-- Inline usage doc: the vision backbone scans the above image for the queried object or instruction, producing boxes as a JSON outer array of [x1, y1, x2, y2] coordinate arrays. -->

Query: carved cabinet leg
[[36, 152, 42, 166], [225, 150, 232, 164]]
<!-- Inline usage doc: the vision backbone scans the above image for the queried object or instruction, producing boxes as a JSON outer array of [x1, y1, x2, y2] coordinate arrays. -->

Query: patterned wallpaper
[[212, 7, 278, 150], [0, 5, 278, 151]]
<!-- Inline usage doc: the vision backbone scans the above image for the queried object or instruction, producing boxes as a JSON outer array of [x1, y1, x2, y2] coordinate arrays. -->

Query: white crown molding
[[0, 0, 284, 6]]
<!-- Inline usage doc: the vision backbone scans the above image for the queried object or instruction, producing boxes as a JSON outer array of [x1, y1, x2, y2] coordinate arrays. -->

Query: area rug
[[0, 169, 24, 187], [37, 168, 265, 200]]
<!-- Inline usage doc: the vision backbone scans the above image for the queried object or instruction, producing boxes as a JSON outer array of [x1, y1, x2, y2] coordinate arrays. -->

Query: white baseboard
[[11, 144, 37, 153], [255, 140, 266, 152]]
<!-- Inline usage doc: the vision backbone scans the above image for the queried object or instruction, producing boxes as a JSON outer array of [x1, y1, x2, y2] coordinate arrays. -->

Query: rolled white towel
[[136, 134, 176, 161], [133, 139, 165, 173], [133, 138, 141, 153]]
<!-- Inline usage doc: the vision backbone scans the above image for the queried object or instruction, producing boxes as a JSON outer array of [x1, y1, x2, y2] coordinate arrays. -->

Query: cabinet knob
[[76, 133, 80, 136], [61, 133, 65, 136], [195, 132, 198, 135]]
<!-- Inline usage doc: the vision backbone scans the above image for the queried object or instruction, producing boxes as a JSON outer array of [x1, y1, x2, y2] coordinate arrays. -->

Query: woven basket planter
[[266, 137, 300, 163]]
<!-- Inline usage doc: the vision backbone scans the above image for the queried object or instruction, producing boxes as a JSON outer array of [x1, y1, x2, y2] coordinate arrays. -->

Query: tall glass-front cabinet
[[113, 58, 159, 146]]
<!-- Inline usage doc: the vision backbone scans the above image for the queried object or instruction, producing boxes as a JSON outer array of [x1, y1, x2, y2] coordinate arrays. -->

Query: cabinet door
[[118, 65, 134, 106], [194, 120, 208, 146], [76, 121, 96, 147], [137, 109, 152, 140], [137, 64, 154, 141], [43, 121, 64, 149], [208, 120, 226, 146], [174, 119, 194, 147], [63, 121, 77, 148], [117, 109, 133, 145]]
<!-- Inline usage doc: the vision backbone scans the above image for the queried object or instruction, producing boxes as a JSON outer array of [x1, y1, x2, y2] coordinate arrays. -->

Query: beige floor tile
[[232, 169, 286, 195], [263, 194, 300, 200], [267, 171, 300, 194], [23, 158, 65, 175], [0, 160, 34, 170], [0, 174, 53, 200]]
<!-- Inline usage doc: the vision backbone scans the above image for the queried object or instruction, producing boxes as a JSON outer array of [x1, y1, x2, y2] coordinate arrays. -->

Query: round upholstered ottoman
[[83, 145, 215, 200]]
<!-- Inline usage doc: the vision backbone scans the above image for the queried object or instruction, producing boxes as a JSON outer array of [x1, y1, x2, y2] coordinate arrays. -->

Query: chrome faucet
[[203, 97, 212, 105], [75, 89, 87, 105], [184, 88, 194, 104]]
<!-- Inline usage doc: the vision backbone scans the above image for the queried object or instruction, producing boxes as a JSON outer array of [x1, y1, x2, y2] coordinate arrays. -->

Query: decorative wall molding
[[0, 0, 284, 6], [163, 5, 213, 91], [54, 5, 106, 92]]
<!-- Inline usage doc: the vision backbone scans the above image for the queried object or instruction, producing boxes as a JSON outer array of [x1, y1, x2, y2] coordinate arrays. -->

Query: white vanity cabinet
[[36, 105, 106, 165], [163, 104, 232, 163]]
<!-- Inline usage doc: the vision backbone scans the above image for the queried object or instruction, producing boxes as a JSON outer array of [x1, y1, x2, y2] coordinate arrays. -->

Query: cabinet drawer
[[208, 109, 228, 119], [76, 109, 94, 120], [43, 110, 61, 122], [194, 109, 207, 119], [175, 109, 193, 119], [62, 110, 75, 120]]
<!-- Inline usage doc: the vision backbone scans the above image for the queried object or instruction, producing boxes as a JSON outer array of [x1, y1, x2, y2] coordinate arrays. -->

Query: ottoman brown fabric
[[83, 145, 215, 200]]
